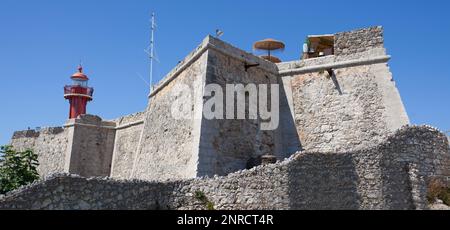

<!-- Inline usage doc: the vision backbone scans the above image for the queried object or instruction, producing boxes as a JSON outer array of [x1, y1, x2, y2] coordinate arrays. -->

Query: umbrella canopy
[[260, 55, 282, 63], [253, 39, 285, 51]]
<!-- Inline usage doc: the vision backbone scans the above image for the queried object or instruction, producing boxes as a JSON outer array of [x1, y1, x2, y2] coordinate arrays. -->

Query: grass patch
[[194, 191, 215, 210]]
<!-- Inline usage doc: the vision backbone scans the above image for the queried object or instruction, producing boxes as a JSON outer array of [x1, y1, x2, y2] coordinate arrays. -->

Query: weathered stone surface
[[429, 200, 450, 210], [10, 127, 69, 178], [289, 63, 409, 152], [334, 26, 384, 56], [131, 49, 209, 181], [64, 115, 116, 177], [1, 126, 449, 210], [197, 47, 280, 177], [110, 112, 145, 179]]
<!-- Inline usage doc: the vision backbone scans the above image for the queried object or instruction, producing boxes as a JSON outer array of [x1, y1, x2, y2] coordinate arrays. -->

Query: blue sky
[[0, 0, 449, 145]]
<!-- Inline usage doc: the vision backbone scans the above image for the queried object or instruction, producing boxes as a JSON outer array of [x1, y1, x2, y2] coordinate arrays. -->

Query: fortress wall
[[0, 174, 171, 210], [196, 38, 282, 177], [110, 112, 145, 179], [378, 126, 450, 209], [2, 126, 447, 210], [110, 111, 145, 125], [287, 127, 450, 210], [334, 26, 384, 56], [10, 130, 39, 153], [277, 26, 409, 153], [131, 48, 210, 181], [289, 63, 409, 152], [10, 127, 69, 178], [65, 115, 116, 177]]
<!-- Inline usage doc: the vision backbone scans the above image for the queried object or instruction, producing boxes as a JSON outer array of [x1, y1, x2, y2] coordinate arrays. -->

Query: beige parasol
[[253, 38, 285, 63], [253, 39, 286, 51]]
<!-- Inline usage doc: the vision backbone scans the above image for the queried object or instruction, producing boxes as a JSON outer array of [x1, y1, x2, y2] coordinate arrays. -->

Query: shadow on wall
[[328, 70, 343, 95], [286, 152, 421, 210], [278, 77, 303, 156], [380, 158, 415, 210], [287, 153, 361, 210]]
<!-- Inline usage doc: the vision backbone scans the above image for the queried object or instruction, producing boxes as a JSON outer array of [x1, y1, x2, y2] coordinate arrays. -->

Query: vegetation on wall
[[0, 145, 39, 194], [194, 190, 215, 210]]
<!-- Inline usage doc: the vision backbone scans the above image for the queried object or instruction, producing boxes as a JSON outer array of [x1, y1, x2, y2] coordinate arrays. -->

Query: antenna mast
[[149, 12, 156, 95]]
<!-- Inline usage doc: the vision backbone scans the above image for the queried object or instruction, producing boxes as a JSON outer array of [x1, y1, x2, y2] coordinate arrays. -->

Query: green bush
[[0, 145, 39, 194]]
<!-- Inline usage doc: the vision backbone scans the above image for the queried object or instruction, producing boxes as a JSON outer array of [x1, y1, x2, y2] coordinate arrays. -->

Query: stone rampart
[[2, 126, 448, 210]]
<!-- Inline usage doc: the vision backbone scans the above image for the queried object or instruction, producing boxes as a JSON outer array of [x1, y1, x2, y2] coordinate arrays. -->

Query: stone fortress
[[1, 26, 449, 210]]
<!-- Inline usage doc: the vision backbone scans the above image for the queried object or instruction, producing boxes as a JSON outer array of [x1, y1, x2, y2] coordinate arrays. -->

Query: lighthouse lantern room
[[64, 65, 94, 119]]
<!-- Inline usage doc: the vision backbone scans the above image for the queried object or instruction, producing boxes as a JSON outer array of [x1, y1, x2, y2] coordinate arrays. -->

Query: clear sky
[[0, 0, 449, 145]]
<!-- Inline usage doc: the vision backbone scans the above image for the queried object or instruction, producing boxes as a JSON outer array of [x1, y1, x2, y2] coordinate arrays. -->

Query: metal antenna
[[130, 13, 156, 179], [148, 12, 156, 95], [144, 13, 156, 95]]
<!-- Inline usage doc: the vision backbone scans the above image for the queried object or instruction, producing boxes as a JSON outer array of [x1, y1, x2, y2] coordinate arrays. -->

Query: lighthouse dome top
[[71, 65, 89, 81]]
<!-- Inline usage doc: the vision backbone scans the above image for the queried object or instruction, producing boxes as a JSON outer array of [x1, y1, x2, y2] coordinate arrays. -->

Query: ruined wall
[[131, 40, 210, 181], [0, 174, 168, 210], [10, 127, 69, 178], [2, 126, 448, 210], [110, 112, 144, 179], [65, 115, 116, 177], [197, 37, 283, 177]]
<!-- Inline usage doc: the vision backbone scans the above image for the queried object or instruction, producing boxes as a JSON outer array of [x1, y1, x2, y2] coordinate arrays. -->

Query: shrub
[[427, 178, 450, 206], [0, 145, 39, 194]]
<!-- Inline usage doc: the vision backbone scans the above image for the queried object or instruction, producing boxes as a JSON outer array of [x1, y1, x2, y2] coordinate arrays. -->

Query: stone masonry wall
[[1, 126, 448, 210], [334, 26, 384, 56], [197, 42, 282, 177], [131, 50, 209, 181], [10, 127, 69, 178], [65, 115, 116, 177], [276, 26, 406, 154], [110, 112, 144, 179], [290, 63, 409, 152]]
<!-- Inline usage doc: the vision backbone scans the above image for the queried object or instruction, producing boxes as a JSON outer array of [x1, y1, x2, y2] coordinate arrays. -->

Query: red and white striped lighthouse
[[64, 65, 94, 119]]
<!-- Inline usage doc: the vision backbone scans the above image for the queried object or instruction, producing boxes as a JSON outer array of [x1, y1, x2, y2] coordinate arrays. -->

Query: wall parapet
[[64, 114, 116, 129], [12, 130, 40, 139], [12, 127, 65, 139], [334, 26, 384, 56], [148, 35, 278, 98], [147, 26, 387, 98], [111, 112, 145, 128]]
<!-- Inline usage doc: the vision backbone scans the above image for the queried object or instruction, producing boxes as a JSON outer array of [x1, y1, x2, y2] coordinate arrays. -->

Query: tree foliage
[[0, 145, 39, 194]]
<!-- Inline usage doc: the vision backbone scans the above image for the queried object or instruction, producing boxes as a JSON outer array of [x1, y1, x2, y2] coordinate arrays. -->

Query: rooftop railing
[[64, 85, 94, 97]]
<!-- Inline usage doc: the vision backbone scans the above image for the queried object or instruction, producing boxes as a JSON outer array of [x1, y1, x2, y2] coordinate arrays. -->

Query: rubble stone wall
[[2, 126, 448, 210]]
